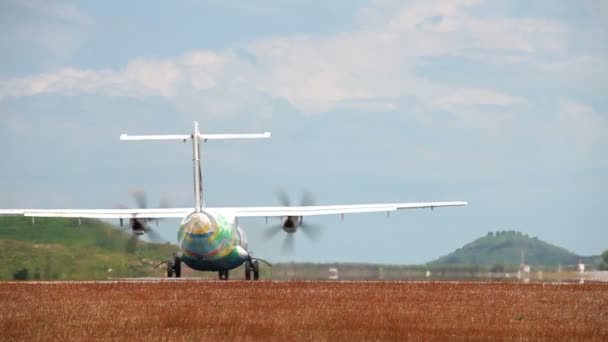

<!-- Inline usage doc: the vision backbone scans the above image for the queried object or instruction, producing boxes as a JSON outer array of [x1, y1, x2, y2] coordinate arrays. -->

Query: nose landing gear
[[166, 254, 181, 278], [244, 259, 260, 280]]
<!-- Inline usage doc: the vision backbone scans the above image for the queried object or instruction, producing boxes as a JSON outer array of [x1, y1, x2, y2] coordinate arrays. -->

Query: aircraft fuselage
[[177, 210, 249, 271]]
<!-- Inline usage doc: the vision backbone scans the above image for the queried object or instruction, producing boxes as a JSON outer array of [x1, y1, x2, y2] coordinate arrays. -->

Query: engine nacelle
[[282, 216, 301, 233], [130, 218, 147, 235]]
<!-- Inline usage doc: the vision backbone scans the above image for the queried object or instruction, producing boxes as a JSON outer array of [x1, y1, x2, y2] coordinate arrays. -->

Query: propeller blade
[[300, 222, 322, 242], [281, 234, 295, 255], [159, 195, 171, 209], [154, 195, 172, 225], [146, 228, 165, 243], [131, 189, 147, 209], [262, 224, 283, 240], [275, 189, 291, 207], [300, 190, 315, 206]]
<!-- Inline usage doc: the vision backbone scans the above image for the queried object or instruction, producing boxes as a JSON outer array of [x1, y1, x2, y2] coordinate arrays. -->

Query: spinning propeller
[[116, 190, 169, 253], [263, 190, 322, 255]]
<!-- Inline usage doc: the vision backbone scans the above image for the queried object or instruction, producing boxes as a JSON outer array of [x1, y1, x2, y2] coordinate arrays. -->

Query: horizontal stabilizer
[[199, 132, 271, 140], [119, 132, 271, 141], [120, 134, 191, 141]]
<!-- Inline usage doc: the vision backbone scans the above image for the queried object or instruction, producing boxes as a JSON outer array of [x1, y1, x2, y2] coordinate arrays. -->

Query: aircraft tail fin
[[120, 122, 271, 212]]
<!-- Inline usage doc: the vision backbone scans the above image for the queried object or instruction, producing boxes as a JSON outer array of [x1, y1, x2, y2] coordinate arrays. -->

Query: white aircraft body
[[0, 122, 467, 280]]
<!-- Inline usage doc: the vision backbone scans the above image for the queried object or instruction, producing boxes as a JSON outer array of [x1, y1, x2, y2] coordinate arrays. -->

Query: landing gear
[[166, 254, 181, 278], [166, 263, 173, 277], [244, 259, 260, 280], [253, 260, 260, 280], [218, 270, 229, 280]]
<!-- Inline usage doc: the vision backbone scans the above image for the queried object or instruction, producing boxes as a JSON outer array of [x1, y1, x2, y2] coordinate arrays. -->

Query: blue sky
[[1, 0, 606, 264]]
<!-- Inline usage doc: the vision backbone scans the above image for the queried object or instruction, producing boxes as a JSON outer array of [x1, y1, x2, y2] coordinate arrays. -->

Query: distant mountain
[[430, 231, 595, 266], [0, 217, 178, 280]]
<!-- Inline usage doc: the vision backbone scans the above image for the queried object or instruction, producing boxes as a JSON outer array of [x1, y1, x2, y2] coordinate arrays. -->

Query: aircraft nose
[[190, 213, 209, 225], [185, 213, 216, 238]]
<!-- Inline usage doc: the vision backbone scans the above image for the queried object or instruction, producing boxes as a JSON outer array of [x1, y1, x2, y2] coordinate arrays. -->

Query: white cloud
[[123, 59, 182, 98], [0, 0, 595, 127], [27, 0, 91, 25], [435, 89, 525, 107], [549, 99, 608, 147], [0, 0, 92, 61]]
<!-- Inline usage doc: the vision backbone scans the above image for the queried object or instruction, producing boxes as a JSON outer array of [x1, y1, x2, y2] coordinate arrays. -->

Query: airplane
[[0, 121, 467, 280]]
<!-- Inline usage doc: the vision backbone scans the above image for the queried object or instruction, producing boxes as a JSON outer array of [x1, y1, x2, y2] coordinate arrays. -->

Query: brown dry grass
[[1, 281, 606, 341]]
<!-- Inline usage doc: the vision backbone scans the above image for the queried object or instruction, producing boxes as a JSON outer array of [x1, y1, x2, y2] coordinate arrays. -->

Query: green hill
[[430, 231, 591, 266], [0, 217, 178, 280]]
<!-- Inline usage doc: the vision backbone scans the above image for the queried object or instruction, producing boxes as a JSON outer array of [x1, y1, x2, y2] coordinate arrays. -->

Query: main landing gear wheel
[[166, 262, 173, 278], [166, 255, 181, 278], [218, 270, 229, 280], [253, 260, 260, 280], [244, 259, 260, 281]]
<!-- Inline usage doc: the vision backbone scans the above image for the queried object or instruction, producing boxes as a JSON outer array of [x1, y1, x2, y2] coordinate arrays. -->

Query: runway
[[4, 274, 606, 285], [1, 280, 606, 340]]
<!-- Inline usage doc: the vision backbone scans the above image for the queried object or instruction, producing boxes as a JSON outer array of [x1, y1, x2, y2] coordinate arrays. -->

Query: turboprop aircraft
[[0, 121, 467, 280]]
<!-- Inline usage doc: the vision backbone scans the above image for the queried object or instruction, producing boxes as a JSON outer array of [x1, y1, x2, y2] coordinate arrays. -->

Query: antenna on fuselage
[[120, 121, 271, 212]]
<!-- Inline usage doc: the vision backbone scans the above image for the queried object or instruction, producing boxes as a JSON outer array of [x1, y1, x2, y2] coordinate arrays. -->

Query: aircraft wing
[[0, 201, 467, 220], [213, 201, 467, 218], [0, 208, 194, 219]]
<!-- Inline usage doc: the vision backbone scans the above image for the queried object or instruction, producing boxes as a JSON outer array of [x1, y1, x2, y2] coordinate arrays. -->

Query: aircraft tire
[[166, 262, 173, 278], [245, 260, 251, 280], [173, 256, 181, 278], [253, 260, 260, 280]]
